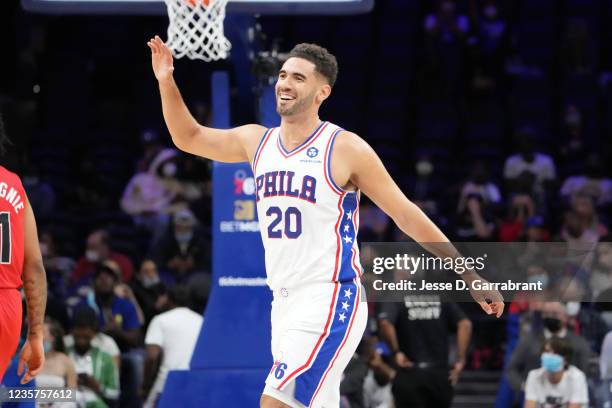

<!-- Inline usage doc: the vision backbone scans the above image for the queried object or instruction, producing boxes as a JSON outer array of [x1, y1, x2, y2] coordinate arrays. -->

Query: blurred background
[[1, 0, 612, 407]]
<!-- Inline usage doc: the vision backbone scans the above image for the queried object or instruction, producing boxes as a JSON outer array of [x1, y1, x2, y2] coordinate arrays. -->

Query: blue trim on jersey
[[252, 128, 273, 172], [278, 121, 326, 156], [338, 193, 359, 282], [294, 280, 359, 407], [325, 128, 345, 194]]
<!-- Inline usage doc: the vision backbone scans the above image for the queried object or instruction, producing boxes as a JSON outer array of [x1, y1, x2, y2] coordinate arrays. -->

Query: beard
[[276, 90, 315, 116]]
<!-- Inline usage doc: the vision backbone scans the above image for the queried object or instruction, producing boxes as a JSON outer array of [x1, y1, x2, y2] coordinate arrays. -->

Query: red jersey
[[0, 166, 26, 289]]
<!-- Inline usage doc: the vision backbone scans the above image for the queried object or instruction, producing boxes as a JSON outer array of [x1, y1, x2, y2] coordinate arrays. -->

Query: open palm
[[147, 35, 175, 82]]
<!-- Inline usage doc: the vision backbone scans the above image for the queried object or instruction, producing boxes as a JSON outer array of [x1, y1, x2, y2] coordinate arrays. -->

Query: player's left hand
[[469, 283, 504, 318], [448, 359, 465, 386], [18, 336, 45, 384]]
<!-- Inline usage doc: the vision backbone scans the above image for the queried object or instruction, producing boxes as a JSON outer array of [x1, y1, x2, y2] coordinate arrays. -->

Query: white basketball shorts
[[262, 278, 368, 408]]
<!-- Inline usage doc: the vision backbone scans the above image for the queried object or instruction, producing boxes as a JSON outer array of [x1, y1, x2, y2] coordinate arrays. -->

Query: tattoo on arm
[[23, 260, 47, 337]]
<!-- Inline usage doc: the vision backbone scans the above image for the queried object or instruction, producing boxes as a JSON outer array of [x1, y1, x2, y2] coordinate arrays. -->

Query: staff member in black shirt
[[377, 296, 472, 408]]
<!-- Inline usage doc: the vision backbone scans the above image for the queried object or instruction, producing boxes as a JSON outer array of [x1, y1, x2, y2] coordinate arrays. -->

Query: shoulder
[[331, 130, 372, 157], [566, 365, 587, 380], [526, 367, 545, 382], [237, 124, 268, 144]]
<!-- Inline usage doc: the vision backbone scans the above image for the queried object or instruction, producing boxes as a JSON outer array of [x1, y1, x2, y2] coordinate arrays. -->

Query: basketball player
[[148, 37, 504, 408], [0, 115, 47, 384]]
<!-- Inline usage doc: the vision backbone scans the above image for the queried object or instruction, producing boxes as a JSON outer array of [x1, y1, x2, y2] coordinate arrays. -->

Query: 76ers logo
[[233, 170, 255, 195], [273, 361, 288, 379]]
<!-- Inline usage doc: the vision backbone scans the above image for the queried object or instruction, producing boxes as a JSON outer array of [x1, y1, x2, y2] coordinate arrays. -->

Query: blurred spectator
[[422, 0, 469, 98], [130, 259, 168, 330], [425, 0, 469, 45], [403, 152, 444, 219], [454, 191, 496, 241], [67, 307, 120, 408], [152, 148, 204, 215], [21, 162, 55, 220], [467, 0, 508, 91], [561, 18, 596, 76], [79, 261, 142, 351], [571, 194, 609, 239], [558, 104, 588, 174], [71, 230, 134, 287], [600, 330, 612, 380], [498, 194, 536, 242], [340, 337, 380, 408], [524, 337, 588, 408], [523, 215, 550, 242], [592, 241, 612, 299], [505, 302, 591, 393], [561, 210, 600, 256], [153, 209, 210, 282], [561, 153, 612, 207], [135, 129, 164, 173], [40, 230, 75, 305], [141, 286, 203, 408], [504, 129, 557, 200], [121, 148, 175, 250], [458, 162, 501, 213], [377, 297, 471, 407], [64, 308, 121, 371], [38, 318, 77, 391], [40, 230, 76, 281]]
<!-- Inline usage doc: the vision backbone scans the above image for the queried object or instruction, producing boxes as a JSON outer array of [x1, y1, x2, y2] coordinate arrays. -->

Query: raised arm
[[147, 36, 264, 162], [18, 196, 47, 383], [333, 132, 504, 317]]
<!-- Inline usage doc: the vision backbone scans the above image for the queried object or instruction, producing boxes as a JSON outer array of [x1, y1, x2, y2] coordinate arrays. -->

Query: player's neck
[[280, 114, 322, 149]]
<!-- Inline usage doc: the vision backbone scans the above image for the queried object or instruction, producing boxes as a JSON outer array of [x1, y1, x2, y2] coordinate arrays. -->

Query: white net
[[164, 0, 231, 61]]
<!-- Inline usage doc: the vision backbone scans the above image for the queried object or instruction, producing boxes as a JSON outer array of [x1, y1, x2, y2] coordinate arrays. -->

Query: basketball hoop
[[164, 0, 231, 61]]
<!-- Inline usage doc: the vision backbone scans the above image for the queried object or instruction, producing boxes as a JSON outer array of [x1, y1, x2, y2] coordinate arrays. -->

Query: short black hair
[[72, 306, 99, 331], [287, 43, 338, 87], [545, 337, 573, 365], [168, 285, 192, 308], [0, 113, 12, 157]]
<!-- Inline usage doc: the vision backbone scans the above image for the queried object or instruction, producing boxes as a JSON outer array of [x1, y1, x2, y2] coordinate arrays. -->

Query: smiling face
[[275, 57, 330, 117]]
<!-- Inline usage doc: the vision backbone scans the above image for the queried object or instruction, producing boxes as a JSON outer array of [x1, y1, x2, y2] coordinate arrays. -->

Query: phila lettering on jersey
[[252, 121, 363, 291]]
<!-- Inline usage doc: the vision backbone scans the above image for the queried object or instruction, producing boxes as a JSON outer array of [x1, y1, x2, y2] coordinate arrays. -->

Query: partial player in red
[[0, 115, 47, 384]]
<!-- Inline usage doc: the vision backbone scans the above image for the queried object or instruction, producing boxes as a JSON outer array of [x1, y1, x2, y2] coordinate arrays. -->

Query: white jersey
[[252, 121, 363, 292]]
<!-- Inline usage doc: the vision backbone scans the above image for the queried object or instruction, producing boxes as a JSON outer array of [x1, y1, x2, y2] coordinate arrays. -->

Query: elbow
[[170, 125, 201, 153]]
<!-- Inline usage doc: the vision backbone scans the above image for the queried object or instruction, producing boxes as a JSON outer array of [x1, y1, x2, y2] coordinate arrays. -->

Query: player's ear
[[317, 84, 332, 104]]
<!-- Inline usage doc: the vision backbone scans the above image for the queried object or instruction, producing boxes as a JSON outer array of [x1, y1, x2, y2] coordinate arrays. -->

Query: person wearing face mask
[[524, 337, 588, 408], [152, 208, 210, 282], [505, 302, 591, 397], [130, 259, 168, 330], [121, 148, 177, 252], [37, 318, 78, 401], [70, 230, 134, 290]]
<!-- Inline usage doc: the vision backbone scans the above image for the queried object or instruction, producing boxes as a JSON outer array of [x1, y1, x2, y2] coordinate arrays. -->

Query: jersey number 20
[[266, 207, 302, 239], [0, 212, 11, 264]]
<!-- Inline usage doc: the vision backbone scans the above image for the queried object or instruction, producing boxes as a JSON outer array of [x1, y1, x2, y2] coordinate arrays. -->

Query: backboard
[[21, 0, 374, 15]]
